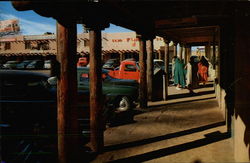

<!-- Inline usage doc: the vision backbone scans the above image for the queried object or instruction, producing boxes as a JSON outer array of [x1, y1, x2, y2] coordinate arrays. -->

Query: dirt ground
[[89, 83, 234, 163]]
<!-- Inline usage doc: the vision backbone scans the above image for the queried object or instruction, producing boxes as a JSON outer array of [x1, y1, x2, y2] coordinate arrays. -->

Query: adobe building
[[0, 32, 174, 63], [9, 1, 250, 163]]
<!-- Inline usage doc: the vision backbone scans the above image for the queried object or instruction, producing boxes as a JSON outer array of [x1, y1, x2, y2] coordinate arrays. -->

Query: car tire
[[116, 96, 131, 112]]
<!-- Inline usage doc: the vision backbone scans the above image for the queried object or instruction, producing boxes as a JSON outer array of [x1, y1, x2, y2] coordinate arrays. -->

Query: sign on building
[[0, 19, 20, 37]]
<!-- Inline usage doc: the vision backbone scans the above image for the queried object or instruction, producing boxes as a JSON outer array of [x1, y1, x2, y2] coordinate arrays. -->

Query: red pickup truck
[[108, 59, 140, 82]]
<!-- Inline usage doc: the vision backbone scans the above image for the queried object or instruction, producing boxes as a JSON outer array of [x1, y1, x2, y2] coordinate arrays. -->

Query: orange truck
[[108, 59, 140, 82]]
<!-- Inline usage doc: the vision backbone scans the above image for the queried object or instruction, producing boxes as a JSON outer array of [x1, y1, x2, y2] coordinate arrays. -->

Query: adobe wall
[[233, 14, 250, 162]]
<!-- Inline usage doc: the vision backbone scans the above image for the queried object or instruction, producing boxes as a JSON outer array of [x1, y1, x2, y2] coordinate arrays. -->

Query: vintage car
[[2, 60, 21, 69], [0, 69, 138, 162], [77, 57, 89, 67], [26, 60, 44, 69], [16, 60, 33, 69], [0, 70, 58, 162], [44, 60, 52, 69], [102, 58, 120, 70], [77, 67, 139, 113]]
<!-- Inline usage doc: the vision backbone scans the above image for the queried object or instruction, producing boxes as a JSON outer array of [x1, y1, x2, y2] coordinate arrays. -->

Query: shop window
[[4, 42, 11, 50]]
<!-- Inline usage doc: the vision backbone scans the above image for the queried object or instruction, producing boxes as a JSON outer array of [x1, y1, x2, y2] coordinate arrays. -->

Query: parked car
[[154, 59, 172, 79], [26, 60, 44, 69], [77, 67, 139, 113], [102, 59, 120, 70], [77, 57, 89, 67], [108, 59, 140, 82], [0, 70, 92, 162], [16, 60, 32, 69], [2, 60, 21, 69], [44, 60, 51, 69], [0, 69, 138, 162], [109, 59, 173, 83]]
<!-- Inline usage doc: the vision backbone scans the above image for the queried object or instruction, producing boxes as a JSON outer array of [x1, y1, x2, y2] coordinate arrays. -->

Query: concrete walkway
[[88, 82, 234, 163]]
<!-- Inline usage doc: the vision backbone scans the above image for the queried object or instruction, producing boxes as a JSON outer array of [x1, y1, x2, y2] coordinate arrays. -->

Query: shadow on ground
[[106, 130, 230, 163], [168, 90, 215, 100], [104, 121, 225, 152]]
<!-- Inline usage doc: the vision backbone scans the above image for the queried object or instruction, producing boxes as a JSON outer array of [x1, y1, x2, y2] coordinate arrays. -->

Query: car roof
[[0, 70, 49, 80], [6, 60, 19, 63], [154, 59, 164, 62]]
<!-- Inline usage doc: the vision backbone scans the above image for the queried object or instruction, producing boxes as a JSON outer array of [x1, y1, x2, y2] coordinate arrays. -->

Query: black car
[[2, 60, 21, 69], [26, 60, 44, 69], [0, 70, 136, 162], [16, 60, 33, 69], [0, 70, 91, 162]]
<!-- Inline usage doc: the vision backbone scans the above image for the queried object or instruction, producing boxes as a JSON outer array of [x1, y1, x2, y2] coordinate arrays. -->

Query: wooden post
[[137, 34, 147, 109], [56, 20, 79, 163], [50, 55, 57, 77], [186, 45, 191, 63], [185, 45, 190, 64], [183, 45, 186, 64], [89, 28, 104, 153], [158, 50, 162, 59], [179, 43, 183, 61], [213, 33, 216, 69], [173, 42, 177, 57], [146, 38, 154, 101], [164, 39, 169, 100], [120, 52, 123, 62], [206, 42, 211, 60]]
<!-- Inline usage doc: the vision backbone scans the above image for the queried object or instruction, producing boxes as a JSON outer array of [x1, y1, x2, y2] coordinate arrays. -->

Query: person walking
[[171, 56, 177, 82], [174, 57, 186, 90], [197, 56, 209, 85], [185, 56, 198, 93]]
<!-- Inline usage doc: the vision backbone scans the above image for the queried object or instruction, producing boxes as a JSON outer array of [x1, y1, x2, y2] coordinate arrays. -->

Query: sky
[[0, 1, 133, 35]]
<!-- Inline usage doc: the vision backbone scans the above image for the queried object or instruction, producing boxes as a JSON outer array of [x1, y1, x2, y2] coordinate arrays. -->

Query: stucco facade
[[0, 32, 169, 60]]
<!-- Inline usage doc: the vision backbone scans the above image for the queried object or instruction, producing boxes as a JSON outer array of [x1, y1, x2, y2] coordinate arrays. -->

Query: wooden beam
[[180, 36, 213, 43], [56, 20, 79, 163], [89, 28, 104, 153], [155, 17, 198, 29], [11, 1, 33, 11], [138, 35, 147, 109]]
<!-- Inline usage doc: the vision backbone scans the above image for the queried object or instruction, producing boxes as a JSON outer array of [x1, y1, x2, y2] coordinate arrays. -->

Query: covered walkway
[[90, 82, 233, 163]]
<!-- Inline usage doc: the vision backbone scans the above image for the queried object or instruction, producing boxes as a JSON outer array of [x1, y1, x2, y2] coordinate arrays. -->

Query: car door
[[122, 64, 139, 81]]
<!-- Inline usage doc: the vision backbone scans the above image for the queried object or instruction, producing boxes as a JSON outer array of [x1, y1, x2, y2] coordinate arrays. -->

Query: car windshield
[[106, 59, 117, 63], [155, 61, 164, 67], [6, 61, 18, 64], [29, 61, 36, 64]]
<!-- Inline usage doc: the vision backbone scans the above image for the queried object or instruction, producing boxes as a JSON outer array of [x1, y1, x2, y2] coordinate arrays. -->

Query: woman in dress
[[197, 56, 209, 85], [174, 57, 186, 90]]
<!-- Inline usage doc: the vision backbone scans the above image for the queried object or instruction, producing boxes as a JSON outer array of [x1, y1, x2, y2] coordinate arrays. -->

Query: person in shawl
[[174, 57, 186, 90], [171, 56, 177, 81], [185, 56, 199, 93], [198, 56, 209, 85]]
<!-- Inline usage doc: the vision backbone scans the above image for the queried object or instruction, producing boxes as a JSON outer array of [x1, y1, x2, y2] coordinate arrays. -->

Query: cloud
[[0, 13, 55, 35]]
